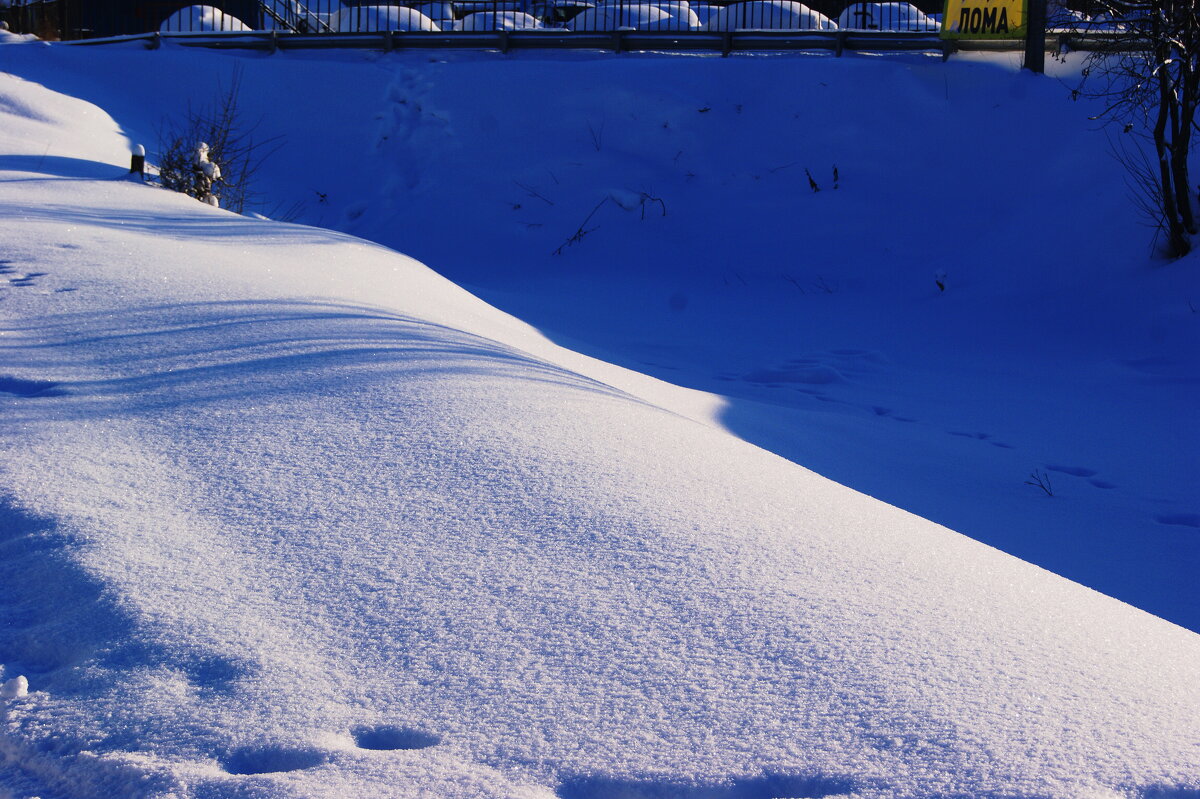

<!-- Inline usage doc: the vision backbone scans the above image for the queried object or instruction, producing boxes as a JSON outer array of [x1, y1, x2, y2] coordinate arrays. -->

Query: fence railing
[[2, 0, 951, 39], [0, 0, 1135, 50]]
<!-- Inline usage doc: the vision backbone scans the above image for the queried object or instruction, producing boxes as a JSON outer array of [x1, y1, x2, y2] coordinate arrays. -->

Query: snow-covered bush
[[704, 0, 835, 30], [836, 2, 938, 30], [689, 2, 721, 24], [568, 3, 699, 30], [417, 1, 458, 26], [454, 11, 545, 29], [332, 6, 441, 31], [159, 5, 250, 32], [258, 0, 326, 31]]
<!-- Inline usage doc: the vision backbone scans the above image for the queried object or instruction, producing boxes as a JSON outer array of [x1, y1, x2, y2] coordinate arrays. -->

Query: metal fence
[[0, 0, 1135, 59], [2, 0, 953, 39]]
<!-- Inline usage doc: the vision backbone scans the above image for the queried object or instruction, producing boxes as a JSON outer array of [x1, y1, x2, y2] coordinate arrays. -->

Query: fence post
[[1024, 0, 1046, 73], [130, 144, 146, 179]]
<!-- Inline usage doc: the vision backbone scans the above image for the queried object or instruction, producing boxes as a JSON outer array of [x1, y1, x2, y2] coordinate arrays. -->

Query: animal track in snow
[[948, 431, 1014, 447], [1154, 514, 1200, 529], [352, 724, 439, 751], [1045, 464, 1099, 478], [742, 349, 887, 388], [6, 271, 45, 288], [0, 262, 46, 288], [871, 407, 917, 422], [745, 365, 843, 385]]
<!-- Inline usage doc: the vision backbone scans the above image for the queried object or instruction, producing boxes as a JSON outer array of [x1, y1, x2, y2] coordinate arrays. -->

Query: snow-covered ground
[[1, 33, 1198, 799]]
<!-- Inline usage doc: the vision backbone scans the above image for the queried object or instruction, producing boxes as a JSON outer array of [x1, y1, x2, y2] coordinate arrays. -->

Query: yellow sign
[[941, 0, 1026, 38]]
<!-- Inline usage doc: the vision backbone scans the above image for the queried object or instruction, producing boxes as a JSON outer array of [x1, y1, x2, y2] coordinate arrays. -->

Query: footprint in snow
[[221, 745, 330, 775], [556, 772, 856, 799], [178, 655, 251, 694], [352, 724, 439, 751], [1141, 785, 1200, 798], [0, 376, 62, 397]]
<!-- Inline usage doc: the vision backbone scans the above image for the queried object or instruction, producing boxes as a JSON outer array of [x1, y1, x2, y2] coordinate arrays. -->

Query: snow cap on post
[[1, 675, 28, 700]]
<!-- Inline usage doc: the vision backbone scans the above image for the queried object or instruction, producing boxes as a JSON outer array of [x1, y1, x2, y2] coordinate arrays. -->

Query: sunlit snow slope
[[3, 40, 1194, 633], [1, 35, 1199, 799]]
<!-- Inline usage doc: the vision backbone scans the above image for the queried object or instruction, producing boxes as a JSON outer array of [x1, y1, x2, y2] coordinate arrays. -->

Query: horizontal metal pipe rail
[[57, 28, 1139, 55]]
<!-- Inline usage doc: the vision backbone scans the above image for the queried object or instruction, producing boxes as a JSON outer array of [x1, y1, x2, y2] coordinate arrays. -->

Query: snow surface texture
[[1, 34, 1200, 799], [5, 41, 1192, 634]]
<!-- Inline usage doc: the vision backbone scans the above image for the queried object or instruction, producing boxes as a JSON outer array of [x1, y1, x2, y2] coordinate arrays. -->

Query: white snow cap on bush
[[332, 5, 441, 31], [704, 0, 836, 29], [569, 4, 699, 29], [837, 1, 938, 29], [455, 11, 544, 29], [159, 5, 250, 31], [196, 142, 221, 180]]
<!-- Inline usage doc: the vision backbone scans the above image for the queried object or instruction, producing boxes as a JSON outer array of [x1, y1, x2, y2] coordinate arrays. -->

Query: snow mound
[[159, 5, 251, 32], [0, 40, 1197, 799]]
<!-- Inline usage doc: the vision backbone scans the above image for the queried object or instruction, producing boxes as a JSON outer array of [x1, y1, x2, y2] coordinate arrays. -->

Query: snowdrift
[[5, 33, 1198, 636], [1, 35, 1199, 799]]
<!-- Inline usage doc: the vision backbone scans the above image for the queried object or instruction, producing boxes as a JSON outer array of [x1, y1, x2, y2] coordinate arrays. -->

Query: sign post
[[1023, 0, 1047, 73]]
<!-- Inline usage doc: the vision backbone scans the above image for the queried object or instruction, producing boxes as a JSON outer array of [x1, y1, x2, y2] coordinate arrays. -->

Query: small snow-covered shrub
[[157, 69, 279, 212], [159, 5, 250, 32]]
